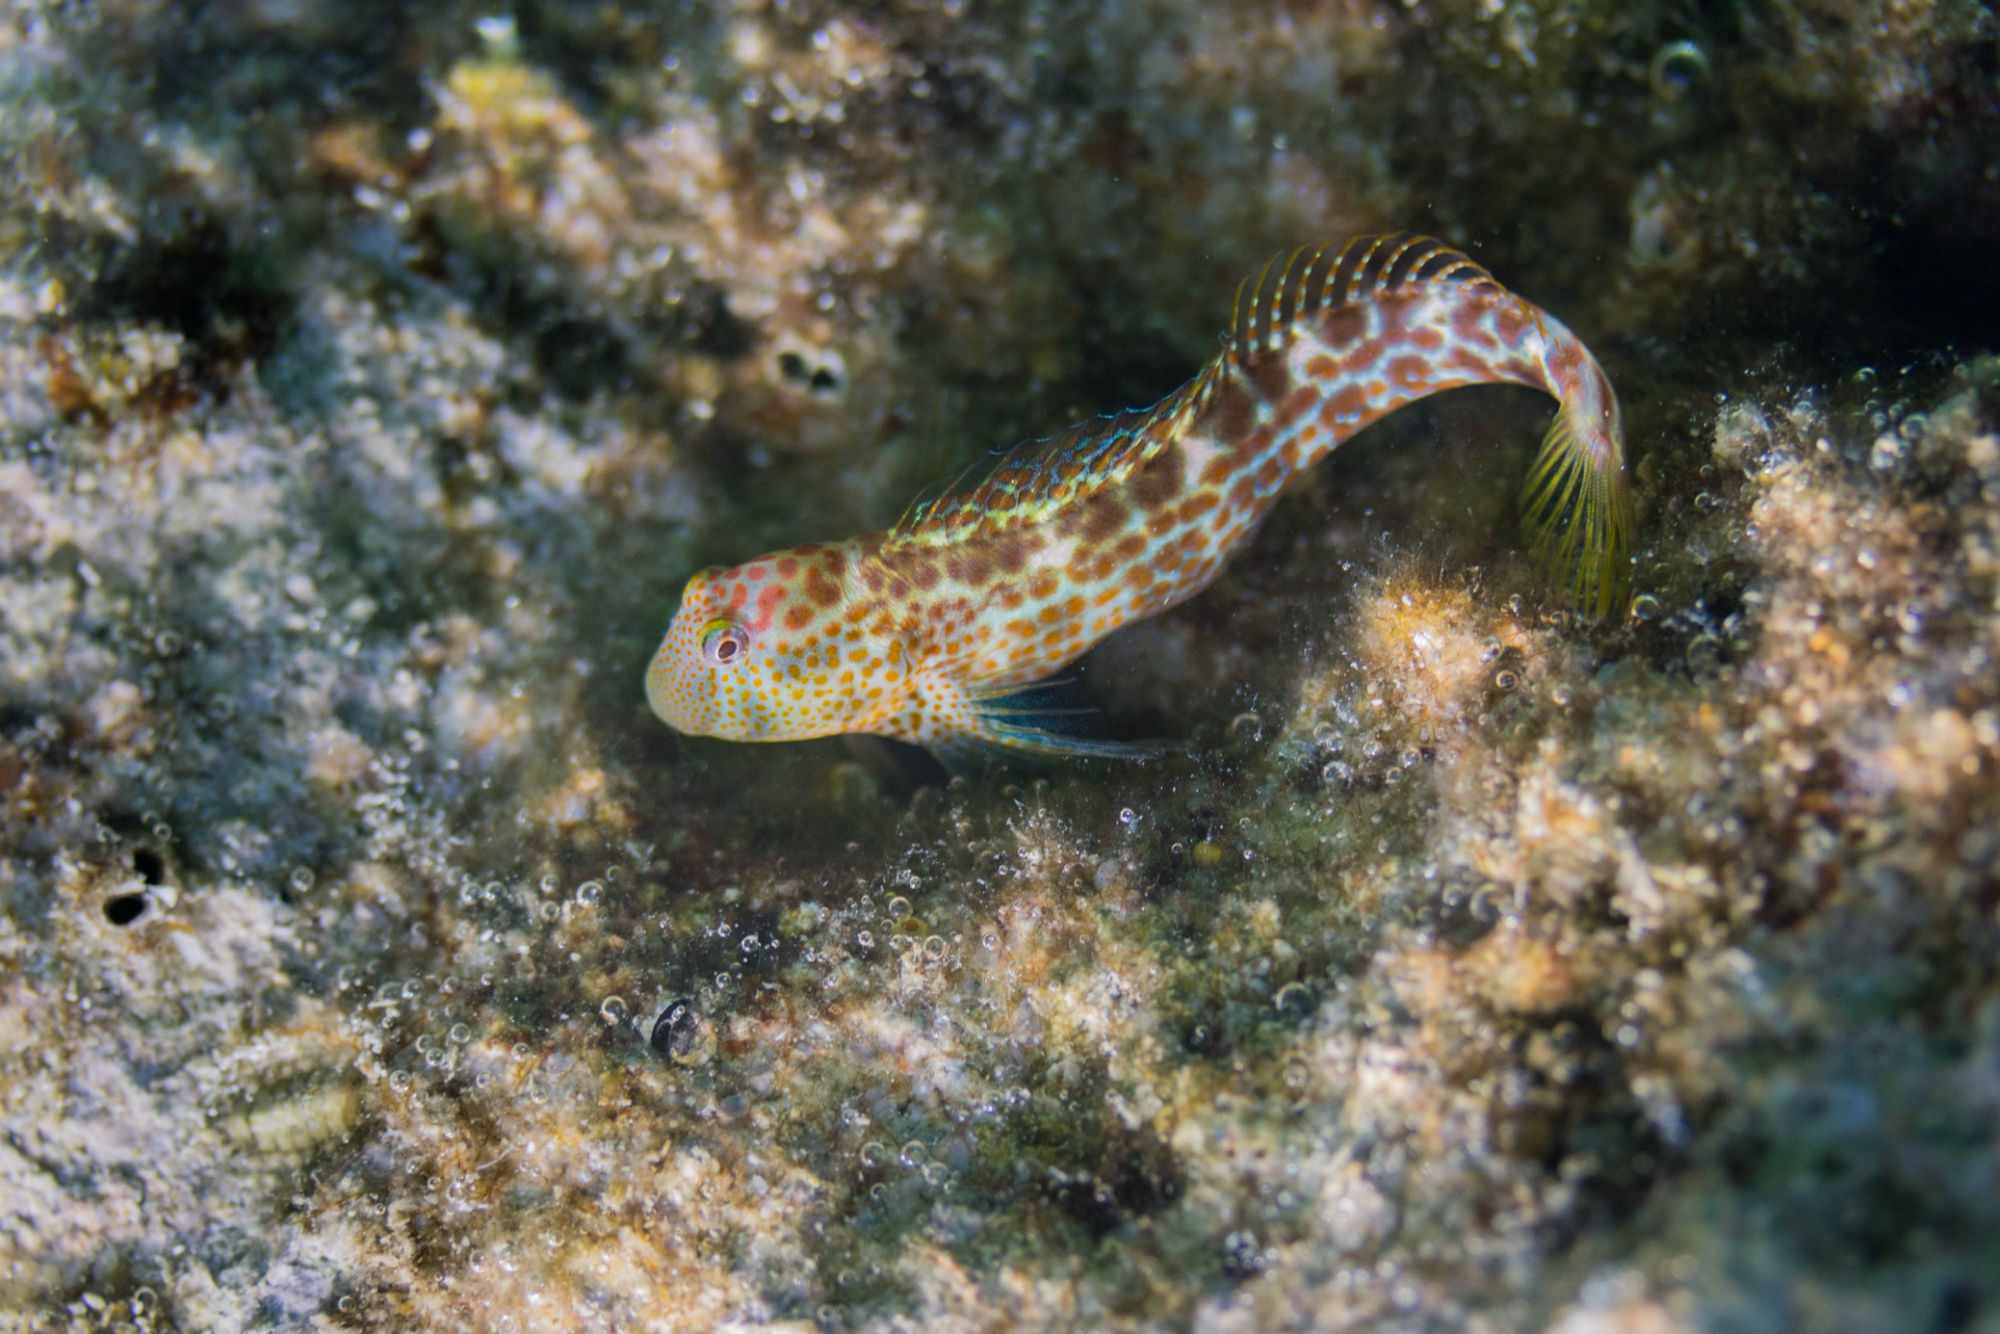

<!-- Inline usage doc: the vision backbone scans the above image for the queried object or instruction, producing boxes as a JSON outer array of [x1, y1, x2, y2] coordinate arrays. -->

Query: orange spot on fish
[[1327, 383, 1370, 420], [1389, 354, 1430, 388]]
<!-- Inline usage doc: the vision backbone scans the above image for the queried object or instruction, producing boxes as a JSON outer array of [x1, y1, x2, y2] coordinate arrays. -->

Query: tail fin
[[1519, 404, 1633, 620]]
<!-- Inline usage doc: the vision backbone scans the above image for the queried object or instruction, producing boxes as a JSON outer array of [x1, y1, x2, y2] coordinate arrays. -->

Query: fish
[[647, 233, 1633, 761]]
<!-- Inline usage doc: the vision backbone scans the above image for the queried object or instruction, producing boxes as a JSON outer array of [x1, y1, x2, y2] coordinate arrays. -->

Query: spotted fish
[[647, 234, 1633, 760]]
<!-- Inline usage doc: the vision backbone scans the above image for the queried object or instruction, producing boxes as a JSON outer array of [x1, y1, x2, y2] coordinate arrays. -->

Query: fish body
[[647, 235, 1633, 759]]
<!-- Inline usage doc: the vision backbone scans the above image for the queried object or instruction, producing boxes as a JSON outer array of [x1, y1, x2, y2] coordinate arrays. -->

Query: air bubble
[[1685, 634, 1723, 674], [740, 934, 760, 954], [1491, 668, 1520, 692], [856, 930, 874, 948], [599, 995, 628, 1025], [1118, 807, 1138, 826], [1273, 982, 1313, 1020], [1629, 593, 1662, 621], [575, 880, 602, 905], [1649, 40, 1710, 98], [885, 895, 911, 919], [288, 866, 315, 893]]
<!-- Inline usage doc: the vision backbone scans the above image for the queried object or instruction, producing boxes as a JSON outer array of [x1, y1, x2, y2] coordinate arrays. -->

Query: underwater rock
[[1, 0, 1998, 1330]]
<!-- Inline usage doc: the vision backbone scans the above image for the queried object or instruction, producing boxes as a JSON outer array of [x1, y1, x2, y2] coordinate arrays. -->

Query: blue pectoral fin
[[955, 681, 1178, 763], [978, 725, 1177, 761]]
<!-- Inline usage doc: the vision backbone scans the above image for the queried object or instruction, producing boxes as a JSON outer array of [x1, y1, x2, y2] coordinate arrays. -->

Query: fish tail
[[1226, 235, 1636, 619], [1519, 392, 1634, 620]]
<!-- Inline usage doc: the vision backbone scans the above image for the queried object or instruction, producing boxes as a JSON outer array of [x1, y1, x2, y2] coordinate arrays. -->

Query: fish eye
[[699, 619, 749, 667]]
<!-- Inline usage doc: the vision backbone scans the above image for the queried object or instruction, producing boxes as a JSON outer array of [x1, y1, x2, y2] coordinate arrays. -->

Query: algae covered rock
[[1, 0, 1998, 1330]]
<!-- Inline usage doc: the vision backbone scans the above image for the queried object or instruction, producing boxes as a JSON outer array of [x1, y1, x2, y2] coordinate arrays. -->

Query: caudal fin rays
[[1519, 408, 1634, 620]]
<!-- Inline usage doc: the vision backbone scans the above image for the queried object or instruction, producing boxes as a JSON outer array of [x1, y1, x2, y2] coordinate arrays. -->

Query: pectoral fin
[[958, 678, 1173, 762]]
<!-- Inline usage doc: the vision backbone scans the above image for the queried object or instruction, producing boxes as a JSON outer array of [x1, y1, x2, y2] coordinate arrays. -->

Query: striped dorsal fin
[[1227, 234, 1499, 360]]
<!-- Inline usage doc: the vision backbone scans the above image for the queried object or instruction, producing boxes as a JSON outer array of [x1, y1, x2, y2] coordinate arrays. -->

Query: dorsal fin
[[886, 376, 1206, 549], [1228, 234, 1498, 360]]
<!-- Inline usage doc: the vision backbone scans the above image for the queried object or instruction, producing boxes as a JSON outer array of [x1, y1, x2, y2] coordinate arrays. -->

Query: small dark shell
[[650, 999, 712, 1065]]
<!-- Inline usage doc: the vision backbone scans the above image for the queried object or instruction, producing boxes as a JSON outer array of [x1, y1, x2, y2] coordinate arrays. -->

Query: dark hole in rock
[[777, 351, 810, 383], [808, 367, 840, 394], [104, 892, 148, 927], [530, 314, 634, 399], [133, 846, 166, 885]]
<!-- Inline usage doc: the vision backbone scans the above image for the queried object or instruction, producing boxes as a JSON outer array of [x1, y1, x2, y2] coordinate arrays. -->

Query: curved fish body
[[648, 234, 1633, 759]]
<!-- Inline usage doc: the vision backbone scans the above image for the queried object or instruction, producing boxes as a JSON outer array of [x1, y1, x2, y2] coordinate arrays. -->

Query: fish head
[[646, 544, 903, 742]]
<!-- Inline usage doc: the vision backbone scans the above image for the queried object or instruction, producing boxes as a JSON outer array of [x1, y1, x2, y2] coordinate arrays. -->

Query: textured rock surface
[[2, 0, 1998, 1329]]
